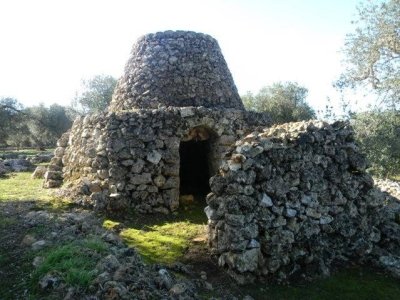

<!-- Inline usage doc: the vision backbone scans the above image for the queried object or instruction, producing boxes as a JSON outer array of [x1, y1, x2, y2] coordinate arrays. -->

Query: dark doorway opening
[[179, 139, 211, 196]]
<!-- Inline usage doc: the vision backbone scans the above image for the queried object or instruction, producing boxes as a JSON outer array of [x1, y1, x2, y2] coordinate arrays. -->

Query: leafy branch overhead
[[337, 0, 400, 106]]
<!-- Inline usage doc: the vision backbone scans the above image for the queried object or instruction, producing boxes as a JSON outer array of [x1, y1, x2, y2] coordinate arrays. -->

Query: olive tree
[[72, 74, 117, 114], [337, 0, 400, 107], [352, 110, 400, 177], [242, 82, 315, 124]]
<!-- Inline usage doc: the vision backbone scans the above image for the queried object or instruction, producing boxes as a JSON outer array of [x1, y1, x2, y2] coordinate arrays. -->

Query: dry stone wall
[[109, 31, 244, 111], [46, 107, 270, 213], [206, 120, 400, 283]]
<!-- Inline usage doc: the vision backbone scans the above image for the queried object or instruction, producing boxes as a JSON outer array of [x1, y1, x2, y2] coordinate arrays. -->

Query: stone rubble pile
[[206, 120, 400, 283], [11, 206, 200, 299], [0, 160, 7, 176], [0, 152, 52, 176], [43, 133, 69, 188], [109, 30, 244, 111], [0, 158, 34, 173], [28, 153, 53, 164]]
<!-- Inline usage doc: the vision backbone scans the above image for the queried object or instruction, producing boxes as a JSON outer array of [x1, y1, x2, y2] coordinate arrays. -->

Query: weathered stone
[[306, 208, 322, 219], [32, 166, 47, 179], [32, 240, 47, 251], [146, 150, 162, 164], [220, 248, 260, 273], [260, 193, 273, 207], [180, 107, 195, 118], [284, 208, 297, 218], [320, 215, 334, 225], [131, 159, 145, 174], [21, 234, 36, 246], [169, 283, 187, 296], [153, 175, 166, 188], [44, 171, 62, 181], [379, 255, 400, 278], [121, 159, 134, 166], [39, 274, 59, 290], [97, 254, 120, 272], [43, 179, 62, 188], [204, 206, 218, 220], [3, 158, 33, 172], [130, 173, 152, 185]]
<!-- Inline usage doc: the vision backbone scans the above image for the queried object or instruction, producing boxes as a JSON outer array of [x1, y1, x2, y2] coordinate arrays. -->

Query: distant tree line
[[0, 75, 117, 149], [0, 97, 72, 149]]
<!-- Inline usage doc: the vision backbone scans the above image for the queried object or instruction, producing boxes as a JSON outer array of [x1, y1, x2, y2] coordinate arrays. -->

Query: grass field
[[0, 172, 54, 202], [0, 171, 399, 299]]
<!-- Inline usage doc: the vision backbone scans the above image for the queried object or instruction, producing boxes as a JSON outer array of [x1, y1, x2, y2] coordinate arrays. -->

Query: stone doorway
[[179, 139, 211, 196]]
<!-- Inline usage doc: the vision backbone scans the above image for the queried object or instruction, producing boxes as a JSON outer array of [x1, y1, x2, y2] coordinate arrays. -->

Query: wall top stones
[[108, 30, 244, 111]]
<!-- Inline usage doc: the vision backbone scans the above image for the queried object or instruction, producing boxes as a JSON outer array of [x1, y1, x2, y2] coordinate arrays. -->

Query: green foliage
[[31, 238, 108, 289], [352, 109, 400, 177], [0, 97, 72, 149], [0, 97, 27, 147], [337, 0, 400, 107], [242, 82, 316, 124], [24, 104, 72, 148], [72, 74, 117, 114]]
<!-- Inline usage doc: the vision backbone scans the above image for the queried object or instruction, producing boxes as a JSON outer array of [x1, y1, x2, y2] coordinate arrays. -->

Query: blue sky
[[0, 0, 362, 113]]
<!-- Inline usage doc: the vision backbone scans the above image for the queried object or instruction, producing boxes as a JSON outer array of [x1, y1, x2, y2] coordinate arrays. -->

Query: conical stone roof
[[109, 30, 244, 111]]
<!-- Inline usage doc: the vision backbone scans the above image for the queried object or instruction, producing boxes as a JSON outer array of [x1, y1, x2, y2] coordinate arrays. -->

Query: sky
[[0, 0, 362, 114]]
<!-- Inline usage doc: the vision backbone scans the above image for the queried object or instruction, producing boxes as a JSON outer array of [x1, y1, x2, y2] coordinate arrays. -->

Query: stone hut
[[44, 30, 270, 213], [44, 30, 400, 283]]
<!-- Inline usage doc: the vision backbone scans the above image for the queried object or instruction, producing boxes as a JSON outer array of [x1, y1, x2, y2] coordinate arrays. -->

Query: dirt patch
[[0, 201, 38, 298]]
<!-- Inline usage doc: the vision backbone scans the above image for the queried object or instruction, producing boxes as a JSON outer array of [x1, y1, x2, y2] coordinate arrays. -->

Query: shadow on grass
[[104, 194, 208, 264], [105, 194, 208, 228], [240, 266, 400, 300], [0, 199, 49, 300]]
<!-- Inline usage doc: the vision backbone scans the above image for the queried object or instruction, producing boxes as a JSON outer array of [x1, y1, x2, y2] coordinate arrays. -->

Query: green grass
[[0, 172, 398, 299], [31, 238, 108, 290], [107, 197, 208, 264], [241, 267, 400, 300], [0, 217, 17, 228], [120, 221, 205, 264], [103, 219, 121, 230], [0, 172, 54, 202], [0, 254, 6, 265], [0, 172, 73, 210]]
